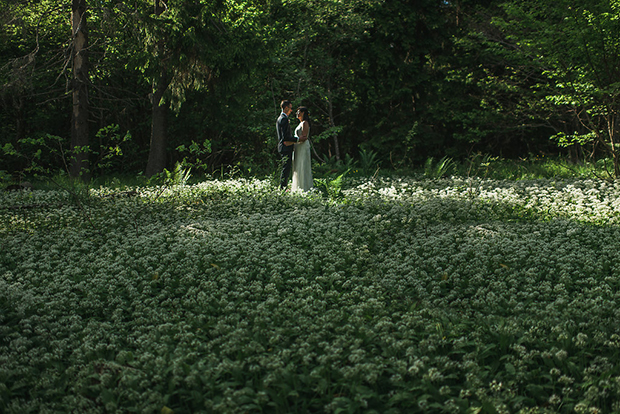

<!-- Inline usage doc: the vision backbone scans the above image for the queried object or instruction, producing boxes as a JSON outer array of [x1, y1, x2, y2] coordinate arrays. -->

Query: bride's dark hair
[[297, 106, 310, 126]]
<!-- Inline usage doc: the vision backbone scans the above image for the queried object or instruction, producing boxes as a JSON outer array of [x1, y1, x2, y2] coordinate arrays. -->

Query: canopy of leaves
[[2, 0, 619, 178]]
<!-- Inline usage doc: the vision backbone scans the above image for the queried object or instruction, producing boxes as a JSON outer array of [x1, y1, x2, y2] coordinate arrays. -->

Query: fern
[[314, 170, 348, 200], [424, 156, 455, 178]]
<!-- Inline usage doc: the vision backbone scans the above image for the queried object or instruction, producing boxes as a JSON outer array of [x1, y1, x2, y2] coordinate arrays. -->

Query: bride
[[291, 106, 313, 192]]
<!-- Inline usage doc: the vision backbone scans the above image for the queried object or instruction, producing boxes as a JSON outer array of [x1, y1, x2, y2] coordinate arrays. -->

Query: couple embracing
[[276, 100, 313, 192]]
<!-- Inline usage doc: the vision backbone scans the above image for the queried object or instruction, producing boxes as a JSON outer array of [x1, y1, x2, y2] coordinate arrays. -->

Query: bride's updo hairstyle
[[297, 106, 310, 126]]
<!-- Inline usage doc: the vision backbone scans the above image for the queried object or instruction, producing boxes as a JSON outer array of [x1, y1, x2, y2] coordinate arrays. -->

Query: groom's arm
[[280, 116, 297, 146]]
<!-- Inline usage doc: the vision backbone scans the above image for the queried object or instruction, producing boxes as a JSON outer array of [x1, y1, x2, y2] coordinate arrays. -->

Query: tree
[[289, 0, 372, 161], [0, 1, 72, 176], [70, 0, 90, 179], [352, 0, 454, 165], [493, 0, 620, 174], [144, 0, 169, 177], [9, 0, 615, 179], [418, 0, 558, 159], [271, 0, 465, 166], [137, 0, 273, 177]]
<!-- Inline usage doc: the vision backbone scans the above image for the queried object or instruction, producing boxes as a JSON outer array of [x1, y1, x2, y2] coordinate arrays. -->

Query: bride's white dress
[[291, 121, 313, 192]]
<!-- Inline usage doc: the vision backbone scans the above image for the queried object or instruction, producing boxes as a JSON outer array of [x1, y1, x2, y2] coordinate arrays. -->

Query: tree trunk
[[145, 71, 170, 177], [611, 114, 620, 178], [70, 0, 89, 180], [327, 82, 340, 161], [145, 0, 169, 177], [15, 96, 26, 143]]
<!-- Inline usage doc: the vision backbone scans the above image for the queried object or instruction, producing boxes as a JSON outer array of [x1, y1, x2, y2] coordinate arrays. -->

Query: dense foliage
[[2, 0, 619, 180], [2, 177, 620, 412]]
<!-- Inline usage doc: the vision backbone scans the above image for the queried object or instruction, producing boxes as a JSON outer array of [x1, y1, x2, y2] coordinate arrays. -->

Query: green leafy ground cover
[[2, 177, 620, 413]]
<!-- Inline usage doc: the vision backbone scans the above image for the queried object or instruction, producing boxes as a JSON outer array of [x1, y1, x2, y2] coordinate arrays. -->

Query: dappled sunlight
[[344, 176, 620, 225], [2, 177, 620, 412]]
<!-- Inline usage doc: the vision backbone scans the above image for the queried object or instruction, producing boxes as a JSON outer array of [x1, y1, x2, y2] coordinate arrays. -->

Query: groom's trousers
[[279, 150, 293, 189]]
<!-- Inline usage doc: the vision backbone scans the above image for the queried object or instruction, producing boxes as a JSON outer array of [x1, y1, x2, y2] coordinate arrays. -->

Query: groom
[[276, 100, 306, 189]]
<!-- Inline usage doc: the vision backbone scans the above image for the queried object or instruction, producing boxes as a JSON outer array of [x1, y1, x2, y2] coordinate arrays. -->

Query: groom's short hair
[[281, 100, 292, 110]]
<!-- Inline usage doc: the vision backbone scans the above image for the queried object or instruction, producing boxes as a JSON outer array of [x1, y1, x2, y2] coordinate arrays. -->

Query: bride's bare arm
[[300, 121, 309, 142]]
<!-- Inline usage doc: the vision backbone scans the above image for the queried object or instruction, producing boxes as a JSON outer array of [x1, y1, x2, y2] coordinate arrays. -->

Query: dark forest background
[[1, 0, 619, 181]]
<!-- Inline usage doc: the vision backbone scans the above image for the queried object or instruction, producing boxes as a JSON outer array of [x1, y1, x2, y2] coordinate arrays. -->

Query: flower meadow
[[3, 177, 620, 413]]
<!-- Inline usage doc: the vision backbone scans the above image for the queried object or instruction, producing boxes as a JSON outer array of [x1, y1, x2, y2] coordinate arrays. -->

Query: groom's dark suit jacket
[[276, 112, 295, 155]]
